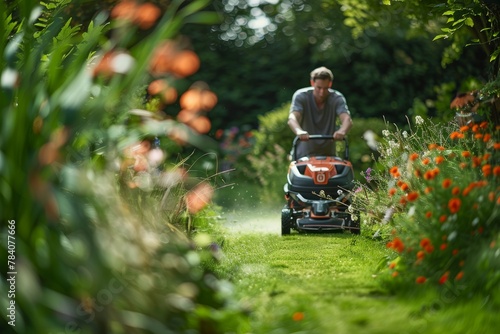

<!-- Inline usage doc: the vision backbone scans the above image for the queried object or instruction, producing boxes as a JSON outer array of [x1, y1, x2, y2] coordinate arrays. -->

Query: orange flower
[[416, 276, 427, 284], [422, 157, 430, 165], [488, 192, 495, 202], [483, 133, 491, 142], [474, 133, 484, 140], [459, 125, 469, 132], [134, 2, 161, 29], [390, 166, 399, 178], [448, 198, 461, 214], [400, 183, 409, 191], [452, 186, 460, 195], [111, 1, 161, 29], [450, 132, 463, 139], [392, 271, 399, 277], [292, 312, 304, 321], [440, 243, 447, 251], [425, 211, 432, 218], [459, 162, 467, 169], [428, 143, 438, 150], [462, 185, 472, 196], [409, 153, 419, 161], [185, 182, 214, 214], [482, 164, 492, 176], [434, 156, 445, 164], [461, 151, 471, 158], [494, 142, 500, 150], [424, 186, 433, 194], [425, 244, 434, 253], [407, 192, 419, 202], [389, 188, 397, 196], [479, 121, 488, 128], [442, 178, 452, 189], [416, 250, 425, 260], [455, 271, 464, 281], [439, 215, 447, 223], [389, 262, 397, 269]]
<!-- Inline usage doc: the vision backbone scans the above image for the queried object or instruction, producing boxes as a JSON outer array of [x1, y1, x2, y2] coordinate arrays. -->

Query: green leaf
[[433, 34, 448, 41], [183, 12, 222, 25], [490, 47, 500, 62], [442, 10, 455, 16], [465, 17, 474, 27]]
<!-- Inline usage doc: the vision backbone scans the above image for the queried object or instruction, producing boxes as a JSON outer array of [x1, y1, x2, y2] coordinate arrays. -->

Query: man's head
[[310, 67, 334, 82], [310, 67, 333, 102]]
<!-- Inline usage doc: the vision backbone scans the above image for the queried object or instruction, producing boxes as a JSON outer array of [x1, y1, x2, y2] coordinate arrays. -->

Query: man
[[288, 66, 353, 159]]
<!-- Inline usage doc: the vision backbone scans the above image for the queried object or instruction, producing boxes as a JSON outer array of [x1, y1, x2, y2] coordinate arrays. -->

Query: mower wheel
[[349, 213, 361, 235], [281, 206, 292, 235]]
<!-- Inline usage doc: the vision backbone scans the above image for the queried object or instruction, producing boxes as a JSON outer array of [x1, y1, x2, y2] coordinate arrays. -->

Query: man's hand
[[333, 130, 346, 140], [296, 129, 309, 141]]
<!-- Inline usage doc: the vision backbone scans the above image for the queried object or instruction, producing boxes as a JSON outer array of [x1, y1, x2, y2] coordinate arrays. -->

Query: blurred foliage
[[0, 0, 248, 333]]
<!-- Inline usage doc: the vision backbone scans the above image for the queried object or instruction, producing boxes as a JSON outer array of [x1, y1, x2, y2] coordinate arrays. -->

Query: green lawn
[[207, 230, 499, 334]]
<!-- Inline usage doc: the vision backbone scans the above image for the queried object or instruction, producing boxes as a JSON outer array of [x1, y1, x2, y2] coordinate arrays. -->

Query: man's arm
[[333, 113, 353, 140], [288, 111, 309, 140]]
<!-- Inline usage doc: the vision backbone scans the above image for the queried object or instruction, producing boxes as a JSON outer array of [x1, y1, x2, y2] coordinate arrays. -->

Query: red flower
[[439, 272, 449, 285], [439, 215, 447, 223], [455, 271, 464, 281], [442, 178, 452, 189], [407, 192, 419, 202], [416, 276, 427, 284], [390, 166, 399, 178], [448, 198, 461, 214], [387, 237, 405, 253], [440, 243, 447, 251], [425, 245, 435, 253], [293, 312, 304, 321], [482, 164, 492, 177], [420, 238, 431, 248], [416, 250, 425, 260]]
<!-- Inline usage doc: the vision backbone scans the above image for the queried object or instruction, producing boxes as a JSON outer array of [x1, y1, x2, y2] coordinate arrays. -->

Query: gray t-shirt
[[290, 87, 350, 159]]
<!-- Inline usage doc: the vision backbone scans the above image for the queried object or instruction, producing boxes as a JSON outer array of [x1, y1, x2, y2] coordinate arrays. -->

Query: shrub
[[352, 115, 500, 299]]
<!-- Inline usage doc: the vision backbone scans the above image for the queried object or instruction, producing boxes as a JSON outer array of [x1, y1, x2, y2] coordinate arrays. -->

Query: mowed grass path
[[212, 230, 499, 334]]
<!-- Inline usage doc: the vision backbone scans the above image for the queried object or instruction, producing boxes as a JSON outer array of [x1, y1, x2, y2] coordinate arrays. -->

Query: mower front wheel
[[281, 206, 292, 235]]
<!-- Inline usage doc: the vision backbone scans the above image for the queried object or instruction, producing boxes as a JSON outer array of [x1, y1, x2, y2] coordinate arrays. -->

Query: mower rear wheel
[[281, 206, 292, 235]]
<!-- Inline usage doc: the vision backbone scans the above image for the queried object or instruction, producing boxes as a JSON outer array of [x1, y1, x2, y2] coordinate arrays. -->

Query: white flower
[[415, 115, 424, 125], [382, 130, 390, 137], [389, 140, 399, 148], [337, 189, 343, 195], [402, 131, 408, 138], [351, 215, 358, 221]]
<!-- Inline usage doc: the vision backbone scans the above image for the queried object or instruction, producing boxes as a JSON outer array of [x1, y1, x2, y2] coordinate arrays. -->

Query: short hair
[[310, 67, 334, 81]]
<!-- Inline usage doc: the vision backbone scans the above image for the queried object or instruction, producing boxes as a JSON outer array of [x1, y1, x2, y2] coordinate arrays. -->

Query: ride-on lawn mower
[[282, 135, 360, 235]]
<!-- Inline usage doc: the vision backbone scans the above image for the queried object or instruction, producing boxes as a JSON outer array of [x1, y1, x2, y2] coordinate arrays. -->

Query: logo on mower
[[316, 172, 326, 183]]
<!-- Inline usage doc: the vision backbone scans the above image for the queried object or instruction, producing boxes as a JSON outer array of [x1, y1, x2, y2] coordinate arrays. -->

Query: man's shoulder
[[294, 87, 313, 95]]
